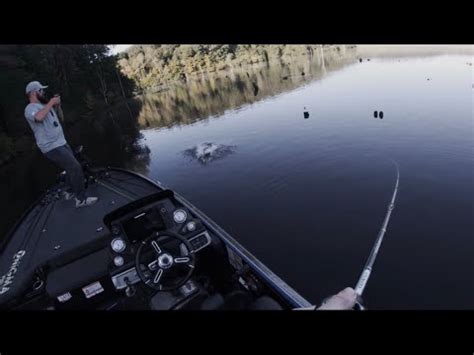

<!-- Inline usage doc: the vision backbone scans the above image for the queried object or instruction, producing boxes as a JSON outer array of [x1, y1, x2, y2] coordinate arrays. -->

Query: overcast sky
[[108, 45, 134, 55]]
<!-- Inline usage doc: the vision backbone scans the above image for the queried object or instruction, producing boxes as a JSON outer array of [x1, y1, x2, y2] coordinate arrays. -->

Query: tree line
[[117, 45, 350, 92]]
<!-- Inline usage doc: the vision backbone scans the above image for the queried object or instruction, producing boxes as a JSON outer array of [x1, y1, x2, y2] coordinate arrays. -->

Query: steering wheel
[[135, 232, 196, 291]]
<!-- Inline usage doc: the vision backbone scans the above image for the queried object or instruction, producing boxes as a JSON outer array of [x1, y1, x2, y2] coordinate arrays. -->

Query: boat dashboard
[[106, 190, 213, 292]]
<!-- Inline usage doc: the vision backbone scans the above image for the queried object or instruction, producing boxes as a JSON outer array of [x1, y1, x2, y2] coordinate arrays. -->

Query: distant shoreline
[[356, 45, 473, 56]]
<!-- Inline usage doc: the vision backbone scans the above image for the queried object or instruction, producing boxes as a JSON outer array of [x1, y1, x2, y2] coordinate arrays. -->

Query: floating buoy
[[374, 111, 378, 118], [359, 58, 363, 63], [304, 107, 309, 119], [379, 111, 384, 119], [301, 72, 305, 76]]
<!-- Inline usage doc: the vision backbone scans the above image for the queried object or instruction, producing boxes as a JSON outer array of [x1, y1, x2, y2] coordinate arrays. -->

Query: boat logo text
[[0, 250, 27, 295]]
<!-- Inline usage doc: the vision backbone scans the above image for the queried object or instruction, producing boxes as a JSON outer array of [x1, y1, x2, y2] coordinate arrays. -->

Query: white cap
[[25, 81, 48, 95]]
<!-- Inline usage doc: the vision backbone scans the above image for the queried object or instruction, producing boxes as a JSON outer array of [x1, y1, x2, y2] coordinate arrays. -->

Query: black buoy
[[304, 107, 309, 119], [379, 111, 384, 119], [359, 58, 363, 63], [301, 71, 305, 76], [374, 111, 378, 118], [367, 58, 371, 61]]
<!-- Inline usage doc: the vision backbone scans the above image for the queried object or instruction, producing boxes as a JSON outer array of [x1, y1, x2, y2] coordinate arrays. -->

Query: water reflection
[[135, 46, 358, 130]]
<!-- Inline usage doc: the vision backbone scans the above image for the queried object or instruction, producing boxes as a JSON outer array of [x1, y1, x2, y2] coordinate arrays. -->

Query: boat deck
[[0, 169, 160, 305]]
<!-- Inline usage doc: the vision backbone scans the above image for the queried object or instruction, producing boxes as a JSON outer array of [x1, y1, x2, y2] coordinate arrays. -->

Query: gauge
[[113, 256, 125, 267], [186, 221, 196, 232], [111, 238, 126, 253], [173, 209, 187, 224]]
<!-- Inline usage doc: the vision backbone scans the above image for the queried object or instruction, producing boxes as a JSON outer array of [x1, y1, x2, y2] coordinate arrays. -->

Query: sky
[[108, 45, 134, 55]]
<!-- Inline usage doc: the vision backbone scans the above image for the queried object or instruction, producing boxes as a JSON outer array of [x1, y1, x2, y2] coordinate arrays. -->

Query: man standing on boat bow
[[24, 81, 98, 208]]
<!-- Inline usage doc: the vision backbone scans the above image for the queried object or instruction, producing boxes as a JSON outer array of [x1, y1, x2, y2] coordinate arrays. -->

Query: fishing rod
[[354, 160, 400, 310], [52, 93, 65, 123]]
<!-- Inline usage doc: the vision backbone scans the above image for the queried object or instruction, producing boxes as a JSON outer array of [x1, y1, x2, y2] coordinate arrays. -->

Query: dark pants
[[44, 144, 86, 201]]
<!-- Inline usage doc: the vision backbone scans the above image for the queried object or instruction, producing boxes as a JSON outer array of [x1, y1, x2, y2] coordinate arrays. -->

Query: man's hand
[[49, 96, 61, 106], [317, 287, 358, 310], [34, 96, 61, 122]]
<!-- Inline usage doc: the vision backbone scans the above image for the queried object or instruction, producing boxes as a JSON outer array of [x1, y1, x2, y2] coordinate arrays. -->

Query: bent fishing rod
[[354, 160, 400, 310]]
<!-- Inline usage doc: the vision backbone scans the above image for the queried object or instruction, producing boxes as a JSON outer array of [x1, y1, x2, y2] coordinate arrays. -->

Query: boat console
[[45, 190, 212, 309]]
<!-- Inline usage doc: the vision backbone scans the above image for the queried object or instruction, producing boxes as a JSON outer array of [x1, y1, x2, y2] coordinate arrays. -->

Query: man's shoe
[[75, 197, 98, 208]]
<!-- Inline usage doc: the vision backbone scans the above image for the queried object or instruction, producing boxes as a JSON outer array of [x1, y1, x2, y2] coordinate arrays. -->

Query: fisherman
[[24, 81, 98, 208]]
